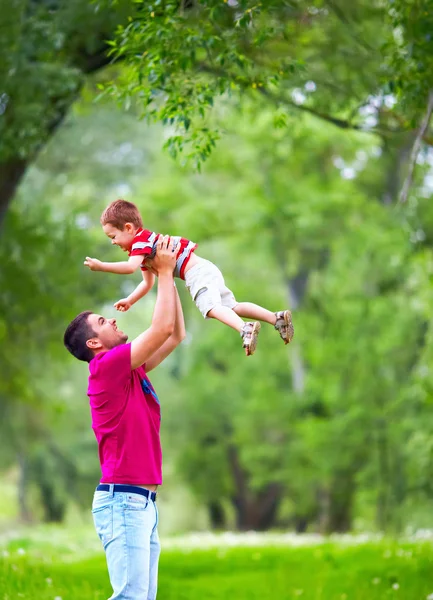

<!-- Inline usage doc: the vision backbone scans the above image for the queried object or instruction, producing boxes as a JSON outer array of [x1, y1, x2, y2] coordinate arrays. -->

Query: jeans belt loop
[[109, 483, 114, 498]]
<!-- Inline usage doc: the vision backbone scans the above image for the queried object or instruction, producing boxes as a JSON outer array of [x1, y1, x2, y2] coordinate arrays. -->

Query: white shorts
[[184, 259, 237, 318]]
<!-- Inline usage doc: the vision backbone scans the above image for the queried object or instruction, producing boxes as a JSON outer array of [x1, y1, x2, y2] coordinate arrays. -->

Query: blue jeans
[[92, 487, 160, 600]]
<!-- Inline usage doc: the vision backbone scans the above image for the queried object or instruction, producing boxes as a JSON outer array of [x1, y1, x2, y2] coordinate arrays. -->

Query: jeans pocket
[[92, 505, 113, 547], [123, 494, 149, 511]]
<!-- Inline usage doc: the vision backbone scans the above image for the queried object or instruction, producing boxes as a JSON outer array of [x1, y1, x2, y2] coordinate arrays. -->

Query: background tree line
[[1, 0, 433, 534]]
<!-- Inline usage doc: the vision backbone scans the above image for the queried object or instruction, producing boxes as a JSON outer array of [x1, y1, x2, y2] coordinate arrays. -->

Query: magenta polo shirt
[[87, 343, 162, 485]]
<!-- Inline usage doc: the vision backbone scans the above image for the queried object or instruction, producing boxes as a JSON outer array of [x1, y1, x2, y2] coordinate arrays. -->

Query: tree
[[3, 4, 433, 530], [0, 0, 130, 226], [2, 0, 433, 230], [135, 103, 433, 532], [0, 178, 117, 520], [107, 0, 433, 180]]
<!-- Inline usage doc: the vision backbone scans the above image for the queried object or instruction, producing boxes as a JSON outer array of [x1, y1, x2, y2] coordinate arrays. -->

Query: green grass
[[1, 532, 433, 599]]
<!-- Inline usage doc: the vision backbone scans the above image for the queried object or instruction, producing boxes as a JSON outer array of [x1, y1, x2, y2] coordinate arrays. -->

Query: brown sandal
[[241, 321, 261, 356], [274, 310, 294, 344]]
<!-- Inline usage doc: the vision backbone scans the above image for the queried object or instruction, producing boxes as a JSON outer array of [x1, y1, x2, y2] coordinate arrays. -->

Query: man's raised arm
[[145, 286, 186, 372], [130, 236, 177, 370]]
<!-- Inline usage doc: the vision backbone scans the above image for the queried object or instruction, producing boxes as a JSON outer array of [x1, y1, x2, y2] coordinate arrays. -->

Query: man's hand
[[114, 298, 132, 312], [151, 235, 176, 275], [84, 257, 103, 271]]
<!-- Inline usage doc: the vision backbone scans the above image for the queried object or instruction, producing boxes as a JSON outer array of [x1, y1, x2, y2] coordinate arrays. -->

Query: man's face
[[86, 313, 128, 354], [103, 223, 136, 252]]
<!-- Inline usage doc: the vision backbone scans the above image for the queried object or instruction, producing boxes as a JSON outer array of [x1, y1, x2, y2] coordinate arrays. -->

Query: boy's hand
[[152, 235, 176, 275], [114, 298, 132, 312], [84, 257, 103, 271]]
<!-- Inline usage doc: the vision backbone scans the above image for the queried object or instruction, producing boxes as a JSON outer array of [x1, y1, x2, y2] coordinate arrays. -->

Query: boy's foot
[[241, 321, 261, 356], [274, 310, 294, 344]]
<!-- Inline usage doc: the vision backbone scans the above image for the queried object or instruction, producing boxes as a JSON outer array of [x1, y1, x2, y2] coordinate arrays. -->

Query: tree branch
[[324, 0, 374, 53], [0, 43, 114, 230], [197, 62, 416, 138], [398, 89, 433, 203], [197, 62, 369, 132], [259, 87, 364, 130]]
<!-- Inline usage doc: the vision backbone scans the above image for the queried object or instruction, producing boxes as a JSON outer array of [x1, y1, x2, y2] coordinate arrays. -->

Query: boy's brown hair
[[100, 199, 143, 230]]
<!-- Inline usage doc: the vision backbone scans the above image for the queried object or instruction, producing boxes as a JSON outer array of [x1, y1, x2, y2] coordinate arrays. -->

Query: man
[[64, 235, 185, 600]]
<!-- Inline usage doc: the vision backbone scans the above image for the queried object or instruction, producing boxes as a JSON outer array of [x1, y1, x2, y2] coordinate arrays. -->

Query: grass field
[[1, 528, 433, 599]]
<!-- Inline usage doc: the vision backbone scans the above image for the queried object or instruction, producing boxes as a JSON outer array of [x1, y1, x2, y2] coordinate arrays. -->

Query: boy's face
[[103, 223, 136, 252]]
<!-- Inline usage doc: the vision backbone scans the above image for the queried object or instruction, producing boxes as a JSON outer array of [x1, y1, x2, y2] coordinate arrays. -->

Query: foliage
[[105, 0, 300, 167], [1, 0, 432, 226], [0, 174, 118, 517], [151, 109, 433, 532], [2, 1, 433, 533], [105, 0, 393, 167], [387, 0, 433, 122], [105, 0, 433, 171], [0, 0, 131, 162]]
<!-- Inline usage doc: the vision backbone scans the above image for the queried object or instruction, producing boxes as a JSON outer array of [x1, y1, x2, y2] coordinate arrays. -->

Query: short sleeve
[[89, 343, 131, 394], [130, 245, 153, 257], [129, 230, 156, 258]]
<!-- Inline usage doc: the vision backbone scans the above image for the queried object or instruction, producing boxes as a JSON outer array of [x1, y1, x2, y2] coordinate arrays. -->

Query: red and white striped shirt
[[129, 228, 197, 280]]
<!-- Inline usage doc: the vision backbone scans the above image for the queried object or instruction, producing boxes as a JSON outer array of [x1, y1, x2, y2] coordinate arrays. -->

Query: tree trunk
[[327, 470, 357, 533], [317, 486, 331, 534], [0, 45, 115, 230], [207, 500, 226, 529], [17, 453, 32, 523], [285, 271, 309, 394], [0, 160, 28, 228], [375, 415, 391, 531], [227, 444, 283, 530], [38, 479, 66, 523]]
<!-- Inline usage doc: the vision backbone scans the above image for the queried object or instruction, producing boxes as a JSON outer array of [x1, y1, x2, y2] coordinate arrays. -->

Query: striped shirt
[[129, 228, 197, 280]]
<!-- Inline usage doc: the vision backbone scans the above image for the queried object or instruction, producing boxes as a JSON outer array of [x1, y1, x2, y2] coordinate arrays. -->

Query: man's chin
[[110, 333, 128, 347]]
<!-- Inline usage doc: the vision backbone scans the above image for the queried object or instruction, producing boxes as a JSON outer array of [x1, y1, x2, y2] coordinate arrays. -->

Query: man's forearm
[[151, 273, 176, 332], [172, 288, 186, 341]]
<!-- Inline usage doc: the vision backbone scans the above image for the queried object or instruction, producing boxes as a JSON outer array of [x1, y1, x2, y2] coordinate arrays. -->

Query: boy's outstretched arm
[[114, 270, 156, 312], [84, 254, 143, 274]]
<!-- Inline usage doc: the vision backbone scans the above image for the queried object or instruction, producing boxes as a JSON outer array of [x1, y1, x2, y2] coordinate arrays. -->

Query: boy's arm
[[145, 286, 186, 373], [84, 254, 144, 275], [114, 270, 156, 312]]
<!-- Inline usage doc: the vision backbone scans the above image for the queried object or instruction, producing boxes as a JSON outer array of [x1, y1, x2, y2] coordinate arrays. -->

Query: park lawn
[[1, 535, 433, 600]]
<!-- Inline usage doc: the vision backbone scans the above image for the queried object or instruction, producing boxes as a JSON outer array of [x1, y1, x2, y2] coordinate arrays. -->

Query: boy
[[84, 199, 294, 356]]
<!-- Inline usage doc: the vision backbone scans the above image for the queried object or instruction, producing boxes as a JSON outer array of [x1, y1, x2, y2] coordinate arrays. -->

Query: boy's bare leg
[[207, 305, 245, 331], [207, 306, 260, 356], [233, 302, 276, 325]]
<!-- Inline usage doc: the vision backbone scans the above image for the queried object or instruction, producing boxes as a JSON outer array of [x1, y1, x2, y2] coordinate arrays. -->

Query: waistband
[[96, 484, 157, 502]]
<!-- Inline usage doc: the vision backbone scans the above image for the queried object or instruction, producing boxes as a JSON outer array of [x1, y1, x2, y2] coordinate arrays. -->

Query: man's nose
[[109, 318, 116, 326]]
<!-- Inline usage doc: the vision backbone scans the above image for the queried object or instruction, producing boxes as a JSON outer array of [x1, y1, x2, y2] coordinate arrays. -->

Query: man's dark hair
[[64, 311, 96, 362]]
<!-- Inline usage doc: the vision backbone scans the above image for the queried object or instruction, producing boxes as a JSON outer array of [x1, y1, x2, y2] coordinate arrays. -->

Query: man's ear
[[86, 338, 102, 351]]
